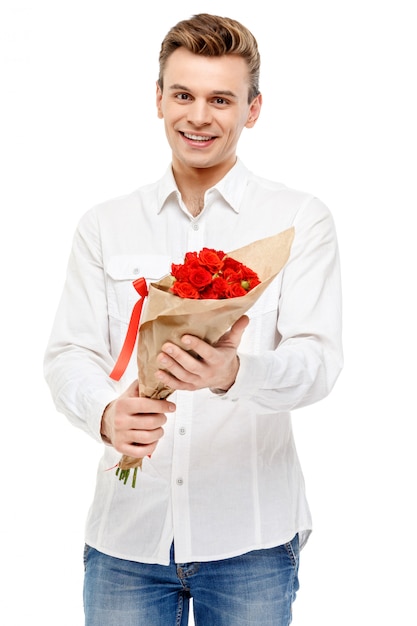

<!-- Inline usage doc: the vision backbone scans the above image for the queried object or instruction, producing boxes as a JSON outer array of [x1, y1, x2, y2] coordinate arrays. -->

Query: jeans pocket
[[83, 544, 91, 571], [284, 533, 299, 568]]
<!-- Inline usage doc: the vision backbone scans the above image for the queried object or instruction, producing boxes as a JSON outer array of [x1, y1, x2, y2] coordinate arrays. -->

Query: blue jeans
[[83, 536, 300, 625]]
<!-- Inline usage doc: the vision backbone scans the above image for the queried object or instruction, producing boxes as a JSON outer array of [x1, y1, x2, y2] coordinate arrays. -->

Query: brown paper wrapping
[[118, 227, 294, 472]]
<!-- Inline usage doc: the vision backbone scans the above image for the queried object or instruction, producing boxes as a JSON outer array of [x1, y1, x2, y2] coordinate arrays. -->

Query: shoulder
[[75, 180, 162, 234]]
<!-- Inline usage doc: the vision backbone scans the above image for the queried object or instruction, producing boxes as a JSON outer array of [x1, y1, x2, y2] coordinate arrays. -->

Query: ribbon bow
[[109, 277, 148, 381]]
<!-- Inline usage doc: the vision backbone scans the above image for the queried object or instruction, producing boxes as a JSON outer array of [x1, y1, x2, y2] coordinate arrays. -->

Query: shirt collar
[[156, 158, 250, 214]]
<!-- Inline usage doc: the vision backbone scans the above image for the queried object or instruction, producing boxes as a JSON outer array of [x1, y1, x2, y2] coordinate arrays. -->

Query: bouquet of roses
[[170, 248, 261, 300], [110, 228, 295, 486]]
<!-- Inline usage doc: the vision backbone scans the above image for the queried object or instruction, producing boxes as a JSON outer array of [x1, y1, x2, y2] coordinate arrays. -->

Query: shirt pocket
[[245, 273, 282, 319], [106, 254, 171, 323]]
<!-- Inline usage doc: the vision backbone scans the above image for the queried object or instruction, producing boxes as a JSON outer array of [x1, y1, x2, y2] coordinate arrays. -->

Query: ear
[[245, 93, 262, 128], [156, 81, 163, 119]]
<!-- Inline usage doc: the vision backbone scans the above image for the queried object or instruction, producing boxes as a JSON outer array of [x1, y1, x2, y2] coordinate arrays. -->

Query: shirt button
[[176, 478, 184, 486], [191, 223, 199, 231], [132, 267, 140, 274], [179, 427, 186, 435]]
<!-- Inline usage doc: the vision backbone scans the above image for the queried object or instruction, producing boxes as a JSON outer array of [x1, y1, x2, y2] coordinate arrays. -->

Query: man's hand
[[155, 315, 249, 393], [101, 380, 175, 459]]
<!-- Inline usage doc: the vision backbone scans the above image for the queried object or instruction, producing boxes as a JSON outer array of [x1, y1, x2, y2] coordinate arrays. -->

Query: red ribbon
[[109, 277, 148, 381]]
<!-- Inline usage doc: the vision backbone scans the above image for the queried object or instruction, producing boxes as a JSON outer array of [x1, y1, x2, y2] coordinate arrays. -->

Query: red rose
[[187, 267, 213, 290], [199, 277, 228, 299], [184, 251, 199, 263], [223, 267, 241, 283], [199, 285, 220, 299], [245, 275, 261, 289], [171, 257, 200, 281], [223, 257, 242, 272], [210, 276, 229, 297], [171, 281, 200, 299], [198, 248, 225, 273], [241, 264, 261, 281], [226, 282, 248, 297]]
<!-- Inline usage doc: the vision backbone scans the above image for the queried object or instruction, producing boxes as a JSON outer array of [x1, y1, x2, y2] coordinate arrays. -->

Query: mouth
[[181, 132, 216, 143]]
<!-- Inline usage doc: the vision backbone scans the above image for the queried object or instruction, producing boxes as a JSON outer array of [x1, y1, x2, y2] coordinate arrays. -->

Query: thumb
[[122, 379, 140, 398], [216, 315, 250, 349]]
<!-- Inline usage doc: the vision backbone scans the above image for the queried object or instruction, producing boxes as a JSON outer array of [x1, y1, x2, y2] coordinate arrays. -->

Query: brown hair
[[158, 13, 261, 103]]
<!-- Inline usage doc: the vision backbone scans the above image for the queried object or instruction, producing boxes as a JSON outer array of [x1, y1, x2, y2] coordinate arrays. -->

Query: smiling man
[[44, 13, 343, 626]]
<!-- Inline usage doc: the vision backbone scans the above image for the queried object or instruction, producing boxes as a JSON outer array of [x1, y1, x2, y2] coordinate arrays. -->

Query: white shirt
[[44, 159, 343, 565]]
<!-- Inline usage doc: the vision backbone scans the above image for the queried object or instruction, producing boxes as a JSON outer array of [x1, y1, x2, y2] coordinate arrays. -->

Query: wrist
[[210, 356, 239, 395], [100, 402, 114, 444]]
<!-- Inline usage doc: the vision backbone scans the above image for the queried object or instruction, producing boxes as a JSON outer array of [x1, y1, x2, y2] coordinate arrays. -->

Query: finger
[[155, 350, 201, 390], [156, 358, 200, 387], [125, 419, 166, 456], [121, 379, 140, 398], [155, 367, 197, 391], [158, 344, 204, 373], [135, 397, 176, 414], [218, 315, 250, 347], [130, 412, 168, 431], [123, 440, 159, 459], [178, 315, 250, 356], [233, 314, 250, 332], [130, 424, 165, 445]]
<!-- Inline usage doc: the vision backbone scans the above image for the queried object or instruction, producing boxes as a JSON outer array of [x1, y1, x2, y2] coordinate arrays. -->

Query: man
[[44, 13, 343, 625]]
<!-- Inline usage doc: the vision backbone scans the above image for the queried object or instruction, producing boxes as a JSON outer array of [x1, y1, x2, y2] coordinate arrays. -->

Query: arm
[[44, 210, 117, 441], [233, 196, 344, 411]]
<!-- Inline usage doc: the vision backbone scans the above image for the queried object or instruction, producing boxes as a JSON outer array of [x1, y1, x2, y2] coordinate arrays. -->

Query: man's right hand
[[101, 380, 175, 459]]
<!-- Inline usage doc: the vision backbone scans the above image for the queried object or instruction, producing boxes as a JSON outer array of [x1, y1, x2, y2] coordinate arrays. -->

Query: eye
[[175, 93, 192, 101], [213, 97, 228, 105]]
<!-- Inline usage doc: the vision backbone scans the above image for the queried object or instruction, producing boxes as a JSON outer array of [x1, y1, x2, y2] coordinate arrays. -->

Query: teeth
[[184, 133, 212, 141]]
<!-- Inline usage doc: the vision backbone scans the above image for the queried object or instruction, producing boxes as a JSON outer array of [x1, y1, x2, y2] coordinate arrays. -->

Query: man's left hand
[[155, 315, 249, 393]]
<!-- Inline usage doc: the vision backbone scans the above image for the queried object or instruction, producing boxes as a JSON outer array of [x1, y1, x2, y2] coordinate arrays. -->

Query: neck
[[172, 158, 236, 215], [184, 194, 205, 217]]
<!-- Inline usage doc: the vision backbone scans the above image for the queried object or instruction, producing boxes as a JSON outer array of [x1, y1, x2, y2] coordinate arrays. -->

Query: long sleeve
[[44, 209, 119, 441], [228, 195, 343, 412]]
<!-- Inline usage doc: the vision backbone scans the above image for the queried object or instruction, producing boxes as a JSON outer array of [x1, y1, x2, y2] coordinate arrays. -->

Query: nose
[[187, 99, 212, 126]]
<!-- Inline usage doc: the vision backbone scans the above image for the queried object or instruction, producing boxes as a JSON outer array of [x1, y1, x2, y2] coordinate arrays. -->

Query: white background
[[1, 1, 416, 624]]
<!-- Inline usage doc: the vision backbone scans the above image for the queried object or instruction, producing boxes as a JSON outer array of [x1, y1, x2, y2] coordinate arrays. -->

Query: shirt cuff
[[85, 388, 119, 443], [219, 352, 273, 401]]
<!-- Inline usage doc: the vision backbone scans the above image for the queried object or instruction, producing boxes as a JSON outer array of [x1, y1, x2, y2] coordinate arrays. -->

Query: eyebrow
[[168, 84, 238, 98]]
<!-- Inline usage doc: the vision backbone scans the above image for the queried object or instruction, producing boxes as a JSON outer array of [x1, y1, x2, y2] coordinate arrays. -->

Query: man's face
[[156, 47, 261, 176]]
